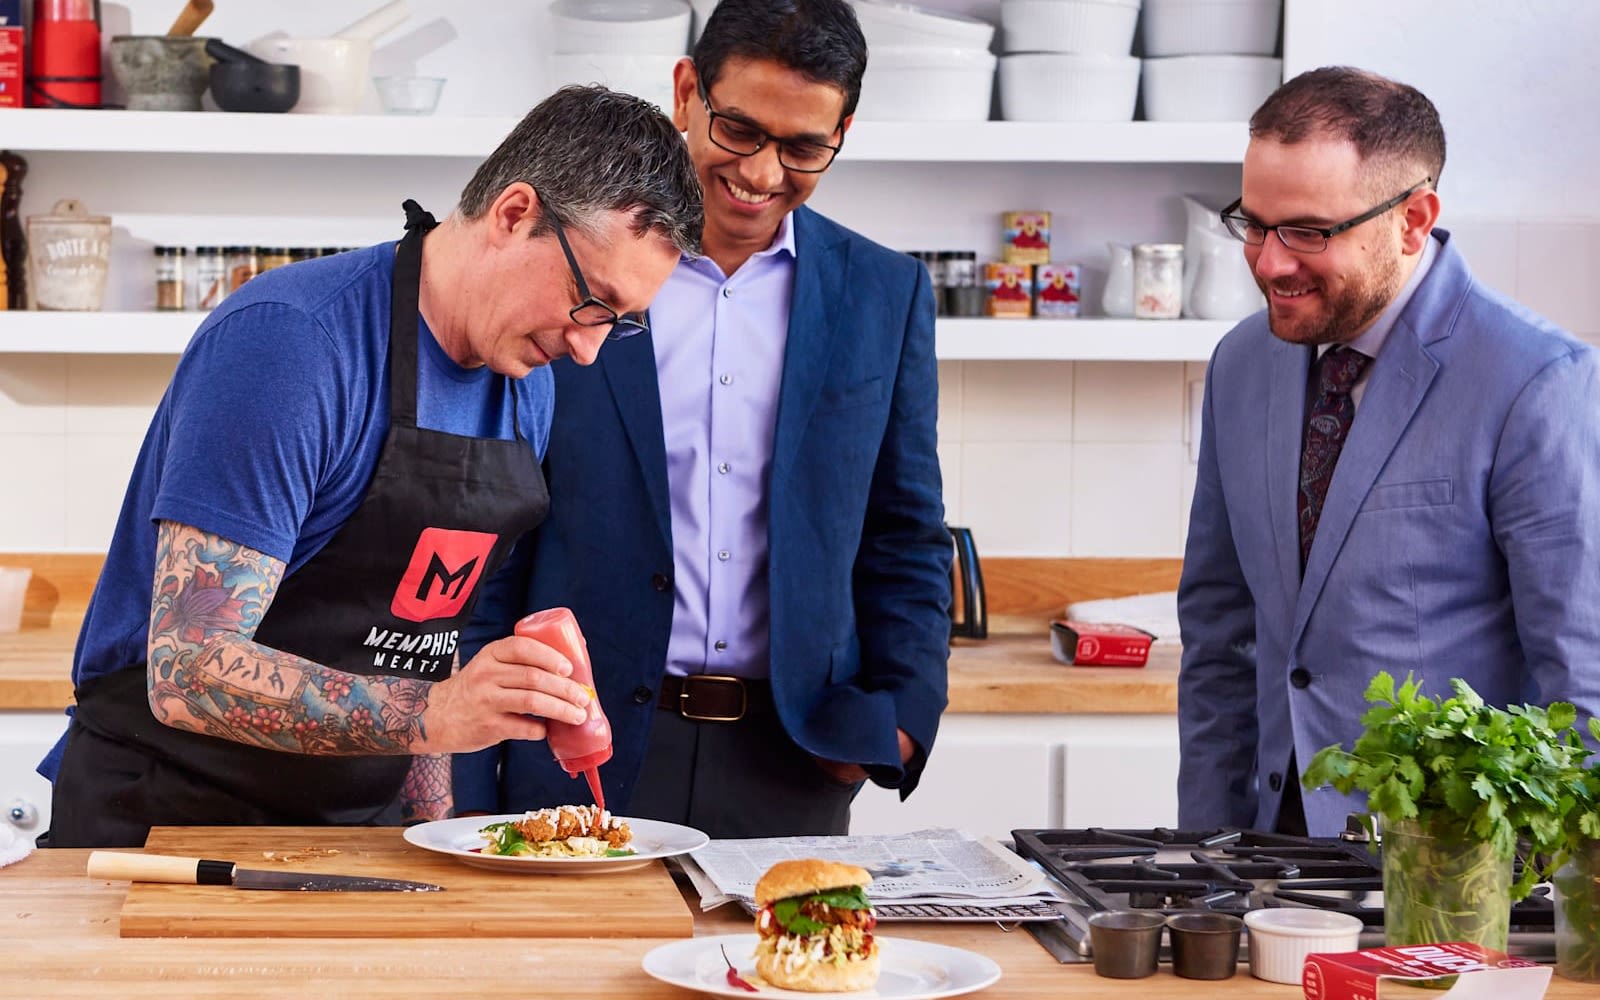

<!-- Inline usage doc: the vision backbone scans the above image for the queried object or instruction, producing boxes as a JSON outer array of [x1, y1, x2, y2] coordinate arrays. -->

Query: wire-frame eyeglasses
[[698, 79, 843, 174], [1220, 178, 1433, 254], [550, 215, 649, 341]]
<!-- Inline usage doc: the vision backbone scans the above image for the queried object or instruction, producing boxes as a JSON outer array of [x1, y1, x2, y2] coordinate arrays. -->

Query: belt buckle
[[679, 674, 746, 723]]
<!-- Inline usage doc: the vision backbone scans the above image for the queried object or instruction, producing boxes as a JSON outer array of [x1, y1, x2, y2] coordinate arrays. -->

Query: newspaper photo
[[681, 828, 1069, 923]]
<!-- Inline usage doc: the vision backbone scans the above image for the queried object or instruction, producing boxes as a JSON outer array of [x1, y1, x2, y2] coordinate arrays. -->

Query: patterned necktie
[[1298, 346, 1372, 569]]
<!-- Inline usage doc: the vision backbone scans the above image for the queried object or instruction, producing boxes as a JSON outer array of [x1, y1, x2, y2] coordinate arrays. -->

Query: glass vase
[[1553, 841, 1600, 983], [1382, 816, 1511, 950]]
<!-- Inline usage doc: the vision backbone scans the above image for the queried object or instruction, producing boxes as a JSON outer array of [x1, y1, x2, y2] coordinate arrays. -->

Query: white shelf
[[1, 109, 1248, 163], [0, 312, 1233, 360], [937, 318, 1231, 361]]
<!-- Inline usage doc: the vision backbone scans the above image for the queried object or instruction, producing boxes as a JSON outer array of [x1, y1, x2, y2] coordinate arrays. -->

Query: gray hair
[[457, 85, 702, 257]]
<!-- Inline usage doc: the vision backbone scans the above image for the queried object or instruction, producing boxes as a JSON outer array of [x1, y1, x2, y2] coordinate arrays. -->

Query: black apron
[[49, 201, 549, 848]]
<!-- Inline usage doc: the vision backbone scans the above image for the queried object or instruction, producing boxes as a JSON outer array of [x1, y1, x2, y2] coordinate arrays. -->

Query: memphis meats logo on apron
[[363, 527, 498, 675]]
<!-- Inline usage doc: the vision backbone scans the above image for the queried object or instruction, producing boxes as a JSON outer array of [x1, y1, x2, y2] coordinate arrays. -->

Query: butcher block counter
[[7, 840, 1590, 998], [0, 556, 1183, 715]]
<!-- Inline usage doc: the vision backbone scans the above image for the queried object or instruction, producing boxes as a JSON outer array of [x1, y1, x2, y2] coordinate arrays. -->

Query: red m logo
[[390, 527, 499, 622]]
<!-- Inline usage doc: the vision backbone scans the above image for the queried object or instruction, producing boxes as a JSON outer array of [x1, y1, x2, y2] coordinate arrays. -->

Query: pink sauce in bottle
[[514, 608, 613, 811]]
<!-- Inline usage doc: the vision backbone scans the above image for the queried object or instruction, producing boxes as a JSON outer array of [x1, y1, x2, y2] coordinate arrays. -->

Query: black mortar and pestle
[[206, 39, 300, 113]]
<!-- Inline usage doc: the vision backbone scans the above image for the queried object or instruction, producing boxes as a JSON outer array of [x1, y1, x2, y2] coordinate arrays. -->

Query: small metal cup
[[1088, 910, 1166, 979], [1166, 912, 1244, 980]]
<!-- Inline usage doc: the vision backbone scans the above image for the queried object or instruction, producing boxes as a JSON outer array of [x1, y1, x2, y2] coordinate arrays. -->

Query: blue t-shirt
[[40, 243, 554, 779]]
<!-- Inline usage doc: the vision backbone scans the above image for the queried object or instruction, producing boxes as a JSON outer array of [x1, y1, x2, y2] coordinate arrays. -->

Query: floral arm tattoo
[[148, 521, 432, 755], [400, 754, 453, 823]]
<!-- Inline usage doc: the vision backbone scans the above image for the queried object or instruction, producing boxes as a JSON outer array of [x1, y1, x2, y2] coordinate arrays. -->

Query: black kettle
[[948, 525, 987, 639]]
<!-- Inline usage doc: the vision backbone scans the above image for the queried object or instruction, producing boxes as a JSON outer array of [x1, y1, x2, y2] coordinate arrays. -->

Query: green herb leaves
[[771, 887, 873, 936], [1302, 671, 1593, 900], [772, 898, 826, 936]]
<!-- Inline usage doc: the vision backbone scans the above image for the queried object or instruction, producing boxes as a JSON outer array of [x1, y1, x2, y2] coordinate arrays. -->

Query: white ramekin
[[1243, 908, 1364, 985]]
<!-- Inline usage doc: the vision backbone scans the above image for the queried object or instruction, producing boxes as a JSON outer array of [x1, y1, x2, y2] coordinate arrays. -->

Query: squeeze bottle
[[514, 608, 613, 811]]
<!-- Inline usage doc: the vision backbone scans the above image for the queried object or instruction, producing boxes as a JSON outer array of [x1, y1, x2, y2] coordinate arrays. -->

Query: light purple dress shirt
[[652, 213, 797, 679]]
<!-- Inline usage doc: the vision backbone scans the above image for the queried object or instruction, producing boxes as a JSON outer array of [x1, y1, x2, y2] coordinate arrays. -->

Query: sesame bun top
[[754, 859, 874, 906]]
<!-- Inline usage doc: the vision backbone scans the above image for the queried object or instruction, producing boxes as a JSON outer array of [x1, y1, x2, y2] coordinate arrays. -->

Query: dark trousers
[[630, 681, 861, 839]]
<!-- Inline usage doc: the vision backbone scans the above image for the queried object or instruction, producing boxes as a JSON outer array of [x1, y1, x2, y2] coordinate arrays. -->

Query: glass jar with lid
[[192, 246, 227, 310], [1133, 243, 1184, 319], [153, 246, 186, 311], [259, 247, 293, 272], [226, 246, 259, 292]]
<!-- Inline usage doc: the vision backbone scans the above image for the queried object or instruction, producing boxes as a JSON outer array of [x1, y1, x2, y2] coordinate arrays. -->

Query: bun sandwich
[[753, 858, 879, 992]]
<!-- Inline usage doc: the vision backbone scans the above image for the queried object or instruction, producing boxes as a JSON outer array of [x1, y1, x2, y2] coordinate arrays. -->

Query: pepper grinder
[[0, 150, 27, 311]]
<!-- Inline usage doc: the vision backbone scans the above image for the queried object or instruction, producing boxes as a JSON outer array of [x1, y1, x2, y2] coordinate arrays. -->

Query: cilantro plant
[[1552, 717, 1600, 981], [1302, 672, 1588, 901]]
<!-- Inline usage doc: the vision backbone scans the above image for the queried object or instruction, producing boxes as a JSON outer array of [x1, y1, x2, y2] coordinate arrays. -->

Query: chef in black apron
[[49, 202, 550, 848]]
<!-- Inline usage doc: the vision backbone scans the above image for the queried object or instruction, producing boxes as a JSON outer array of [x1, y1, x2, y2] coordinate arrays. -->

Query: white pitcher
[[1102, 242, 1134, 318], [1182, 194, 1264, 321]]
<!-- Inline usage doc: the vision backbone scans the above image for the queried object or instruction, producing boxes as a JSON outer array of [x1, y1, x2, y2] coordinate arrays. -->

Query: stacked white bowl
[[1139, 0, 1283, 121], [851, 0, 998, 122], [997, 0, 1143, 122], [546, 0, 691, 112]]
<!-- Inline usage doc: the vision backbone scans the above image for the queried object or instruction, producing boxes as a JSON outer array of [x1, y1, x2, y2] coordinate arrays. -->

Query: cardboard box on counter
[[1302, 943, 1552, 1000], [1049, 619, 1155, 667]]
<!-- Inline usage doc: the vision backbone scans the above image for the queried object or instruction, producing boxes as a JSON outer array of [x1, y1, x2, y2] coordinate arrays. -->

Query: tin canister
[[25, 198, 110, 311], [1002, 211, 1051, 265], [985, 262, 1033, 318], [1035, 263, 1082, 318]]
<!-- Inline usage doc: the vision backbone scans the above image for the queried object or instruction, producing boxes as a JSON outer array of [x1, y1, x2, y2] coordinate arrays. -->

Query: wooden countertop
[[4, 845, 1588, 998], [0, 620, 1178, 715]]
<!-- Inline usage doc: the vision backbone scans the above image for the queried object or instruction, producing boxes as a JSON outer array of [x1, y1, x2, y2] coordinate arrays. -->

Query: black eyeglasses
[[698, 79, 843, 174], [550, 216, 649, 341], [1221, 178, 1432, 254]]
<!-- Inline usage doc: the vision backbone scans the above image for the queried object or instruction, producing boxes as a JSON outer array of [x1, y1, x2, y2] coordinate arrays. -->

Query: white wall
[[1, 2, 1597, 555]]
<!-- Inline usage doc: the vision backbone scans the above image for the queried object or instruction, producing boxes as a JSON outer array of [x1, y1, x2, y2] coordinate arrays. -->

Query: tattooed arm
[[400, 754, 453, 823], [147, 521, 593, 756]]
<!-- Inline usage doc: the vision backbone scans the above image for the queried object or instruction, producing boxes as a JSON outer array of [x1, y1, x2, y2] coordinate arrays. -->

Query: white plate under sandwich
[[642, 932, 1002, 999], [402, 813, 708, 873]]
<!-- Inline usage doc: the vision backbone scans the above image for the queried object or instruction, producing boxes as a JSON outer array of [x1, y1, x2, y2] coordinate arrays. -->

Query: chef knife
[[87, 851, 444, 892]]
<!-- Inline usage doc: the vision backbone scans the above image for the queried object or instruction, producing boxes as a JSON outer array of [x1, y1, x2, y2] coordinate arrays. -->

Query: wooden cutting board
[[113, 826, 695, 939]]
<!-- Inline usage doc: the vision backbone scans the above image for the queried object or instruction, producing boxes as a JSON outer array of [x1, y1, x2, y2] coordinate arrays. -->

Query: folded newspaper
[[681, 828, 1069, 922]]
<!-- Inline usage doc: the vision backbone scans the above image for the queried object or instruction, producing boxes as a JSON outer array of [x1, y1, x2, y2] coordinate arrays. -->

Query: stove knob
[[1338, 812, 1378, 843], [7, 798, 38, 830]]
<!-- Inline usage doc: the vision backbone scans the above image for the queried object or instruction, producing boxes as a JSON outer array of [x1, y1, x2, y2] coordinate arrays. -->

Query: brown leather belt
[[658, 674, 765, 723]]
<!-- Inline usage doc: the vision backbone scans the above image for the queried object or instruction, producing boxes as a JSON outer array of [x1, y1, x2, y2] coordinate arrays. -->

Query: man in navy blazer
[[1178, 66, 1600, 836], [455, 0, 950, 836]]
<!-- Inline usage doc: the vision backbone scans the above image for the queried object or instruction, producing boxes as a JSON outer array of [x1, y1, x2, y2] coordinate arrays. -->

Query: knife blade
[[86, 850, 443, 892]]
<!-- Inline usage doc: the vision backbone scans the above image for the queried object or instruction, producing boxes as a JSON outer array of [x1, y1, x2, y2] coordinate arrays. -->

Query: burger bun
[[755, 858, 873, 905], [757, 948, 881, 993]]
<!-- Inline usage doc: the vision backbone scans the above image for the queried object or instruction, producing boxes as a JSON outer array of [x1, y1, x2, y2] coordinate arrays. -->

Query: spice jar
[[259, 246, 293, 272], [192, 246, 226, 310], [226, 246, 258, 292], [1133, 243, 1183, 319], [944, 251, 984, 318], [154, 245, 186, 311]]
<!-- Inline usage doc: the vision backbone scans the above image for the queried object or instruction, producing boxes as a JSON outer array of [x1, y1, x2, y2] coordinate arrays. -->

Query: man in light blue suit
[[1178, 66, 1600, 837], [455, 0, 950, 836]]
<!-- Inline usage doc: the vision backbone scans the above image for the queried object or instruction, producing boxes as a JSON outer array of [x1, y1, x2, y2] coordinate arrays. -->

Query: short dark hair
[[693, 0, 868, 118], [457, 85, 702, 257], [1250, 66, 1447, 191]]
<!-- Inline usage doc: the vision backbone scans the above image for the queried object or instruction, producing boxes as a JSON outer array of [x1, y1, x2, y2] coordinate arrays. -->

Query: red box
[[1301, 943, 1550, 1000], [0, 0, 23, 109], [1049, 619, 1155, 667]]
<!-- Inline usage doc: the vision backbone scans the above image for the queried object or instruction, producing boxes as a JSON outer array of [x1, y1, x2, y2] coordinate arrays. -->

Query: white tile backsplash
[[1070, 443, 1187, 557], [961, 361, 1073, 442], [1072, 362, 1185, 442], [2, 220, 1597, 557]]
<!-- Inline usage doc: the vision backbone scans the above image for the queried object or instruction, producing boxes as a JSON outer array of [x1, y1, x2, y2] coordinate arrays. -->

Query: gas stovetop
[[1009, 826, 1555, 965]]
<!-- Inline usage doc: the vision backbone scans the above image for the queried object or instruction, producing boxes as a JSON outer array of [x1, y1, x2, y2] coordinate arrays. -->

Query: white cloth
[[0, 822, 35, 867], [1065, 590, 1181, 644]]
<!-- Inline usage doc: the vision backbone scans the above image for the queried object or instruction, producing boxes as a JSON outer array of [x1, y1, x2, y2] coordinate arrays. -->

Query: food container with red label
[[1035, 262, 1082, 317], [985, 261, 1033, 317], [1050, 619, 1155, 667], [1300, 943, 1550, 1000], [1002, 210, 1051, 265]]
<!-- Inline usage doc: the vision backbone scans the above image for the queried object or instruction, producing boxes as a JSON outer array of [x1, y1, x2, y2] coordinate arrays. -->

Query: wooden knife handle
[[87, 851, 234, 885]]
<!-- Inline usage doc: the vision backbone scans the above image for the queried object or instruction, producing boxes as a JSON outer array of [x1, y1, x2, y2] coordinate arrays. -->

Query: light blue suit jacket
[[1178, 231, 1600, 834], [455, 206, 951, 814]]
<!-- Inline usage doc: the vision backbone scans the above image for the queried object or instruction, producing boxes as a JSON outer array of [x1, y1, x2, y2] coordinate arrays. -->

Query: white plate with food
[[402, 807, 708, 873], [642, 933, 1002, 999]]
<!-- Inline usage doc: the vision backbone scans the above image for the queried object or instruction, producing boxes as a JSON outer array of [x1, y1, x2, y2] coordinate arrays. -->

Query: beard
[[1259, 250, 1403, 346]]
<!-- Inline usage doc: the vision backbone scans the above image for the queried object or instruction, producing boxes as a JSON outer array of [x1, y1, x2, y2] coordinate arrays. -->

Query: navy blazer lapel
[[1289, 238, 1466, 642], [1268, 335, 1312, 603], [772, 208, 849, 484], [598, 333, 673, 548]]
